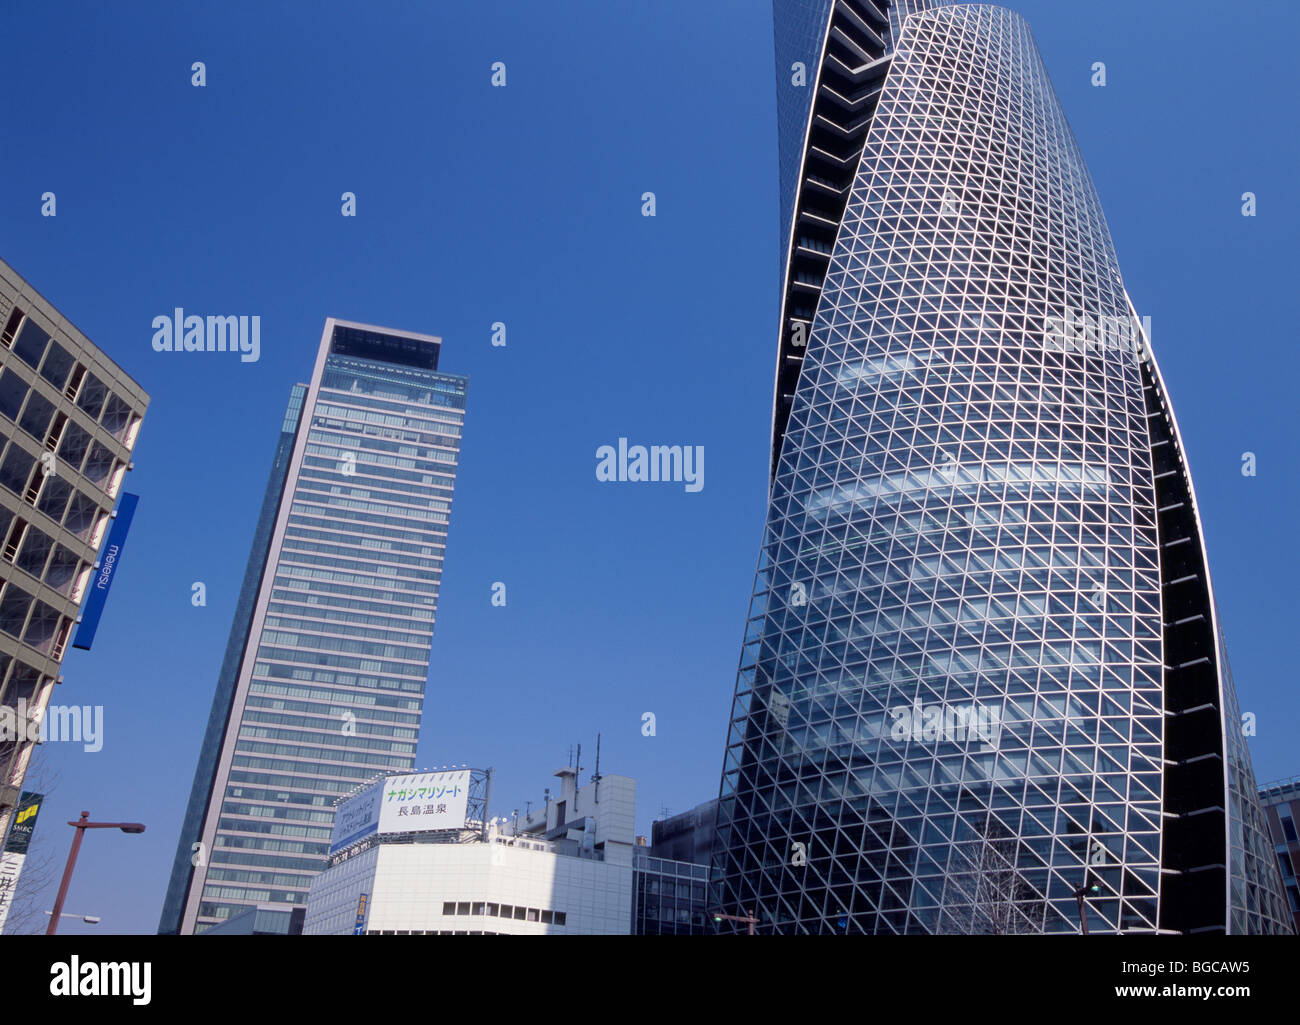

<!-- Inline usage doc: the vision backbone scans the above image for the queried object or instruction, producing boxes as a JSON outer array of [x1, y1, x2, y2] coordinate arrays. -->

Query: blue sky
[[0, 0, 1295, 934]]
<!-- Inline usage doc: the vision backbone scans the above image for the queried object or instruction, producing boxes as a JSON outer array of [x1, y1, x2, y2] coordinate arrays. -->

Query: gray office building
[[633, 799, 719, 935], [0, 258, 148, 851], [649, 799, 719, 866], [160, 319, 467, 933]]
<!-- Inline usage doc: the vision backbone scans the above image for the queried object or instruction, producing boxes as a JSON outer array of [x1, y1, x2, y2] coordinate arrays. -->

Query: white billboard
[[329, 778, 384, 854], [330, 769, 472, 854]]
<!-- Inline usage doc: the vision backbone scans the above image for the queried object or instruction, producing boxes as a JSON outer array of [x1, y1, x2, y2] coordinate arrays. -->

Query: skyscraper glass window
[[713, 2, 1292, 935], [160, 320, 467, 934]]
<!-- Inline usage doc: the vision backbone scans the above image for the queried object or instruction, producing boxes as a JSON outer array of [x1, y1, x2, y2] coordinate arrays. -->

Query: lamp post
[[46, 812, 145, 935], [711, 909, 759, 935], [45, 911, 101, 925], [1074, 871, 1100, 936]]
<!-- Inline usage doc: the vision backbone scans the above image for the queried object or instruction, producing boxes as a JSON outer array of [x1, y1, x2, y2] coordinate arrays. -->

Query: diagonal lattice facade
[[714, 2, 1293, 934]]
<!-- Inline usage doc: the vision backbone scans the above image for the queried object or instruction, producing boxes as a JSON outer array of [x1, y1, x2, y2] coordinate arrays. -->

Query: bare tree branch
[[1, 746, 62, 935], [937, 815, 1046, 935]]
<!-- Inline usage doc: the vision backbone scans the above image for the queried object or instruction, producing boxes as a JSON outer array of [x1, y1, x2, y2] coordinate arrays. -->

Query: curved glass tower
[[714, 1, 1293, 934]]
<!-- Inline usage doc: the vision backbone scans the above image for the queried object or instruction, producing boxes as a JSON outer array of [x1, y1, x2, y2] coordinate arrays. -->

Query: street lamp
[[1074, 871, 1100, 936], [711, 908, 759, 935], [46, 812, 145, 935], [44, 911, 101, 925]]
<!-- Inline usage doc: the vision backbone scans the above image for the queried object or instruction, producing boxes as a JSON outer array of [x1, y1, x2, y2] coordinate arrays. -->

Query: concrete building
[[304, 765, 636, 935], [632, 849, 710, 936], [649, 799, 718, 866], [632, 799, 718, 935], [0, 258, 148, 851]]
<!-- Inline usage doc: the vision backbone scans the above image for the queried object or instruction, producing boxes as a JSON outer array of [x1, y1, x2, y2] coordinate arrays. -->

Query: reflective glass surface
[[161, 327, 468, 933], [719, 2, 1291, 935]]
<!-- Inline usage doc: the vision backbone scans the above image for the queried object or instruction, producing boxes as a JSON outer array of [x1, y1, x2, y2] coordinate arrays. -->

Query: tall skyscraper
[[713, 2, 1292, 934], [0, 258, 148, 853], [160, 319, 467, 934]]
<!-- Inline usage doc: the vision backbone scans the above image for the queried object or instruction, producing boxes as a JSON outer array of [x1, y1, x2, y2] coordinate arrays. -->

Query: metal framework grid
[[713, 1, 1292, 935]]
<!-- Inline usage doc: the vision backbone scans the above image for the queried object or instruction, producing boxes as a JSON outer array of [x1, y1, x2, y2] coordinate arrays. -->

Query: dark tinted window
[[12, 320, 49, 370], [17, 390, 54, 443], [1, 309, 23, 346], [58, 421, 92, 471], [81, 441, 116, 488], [39, 341, 76, 391], [2, 660, 41, 704], [64, 490, 103, 540], [0, 446, 35, 496], [76, 371, 108, 419], [0, 585, 32, 638], [0, 370, 27, 421], [15, 526, 53, 580], [44, 544, 82, 596], [100, 393, 135, 439], [22, 599, 61, 655], [36, 476, 72, 524]]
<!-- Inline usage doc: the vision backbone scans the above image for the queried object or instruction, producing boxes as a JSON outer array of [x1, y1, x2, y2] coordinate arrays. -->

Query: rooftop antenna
[[567, 745, 573, 768], [593, 733, 602, 804]]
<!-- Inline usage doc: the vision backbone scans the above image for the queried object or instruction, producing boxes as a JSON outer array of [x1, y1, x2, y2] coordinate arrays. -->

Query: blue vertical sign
[[353, 893, 369, 935], [72, 492, 139, 651]]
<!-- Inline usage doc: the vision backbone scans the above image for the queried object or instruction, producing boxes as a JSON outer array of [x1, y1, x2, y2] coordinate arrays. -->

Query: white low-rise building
[[303, 766, 637, 935]]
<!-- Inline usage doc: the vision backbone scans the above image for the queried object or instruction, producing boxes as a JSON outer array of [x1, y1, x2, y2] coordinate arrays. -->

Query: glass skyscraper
[[160, 320, 467, 934], [713, 1, 1293, 934]]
